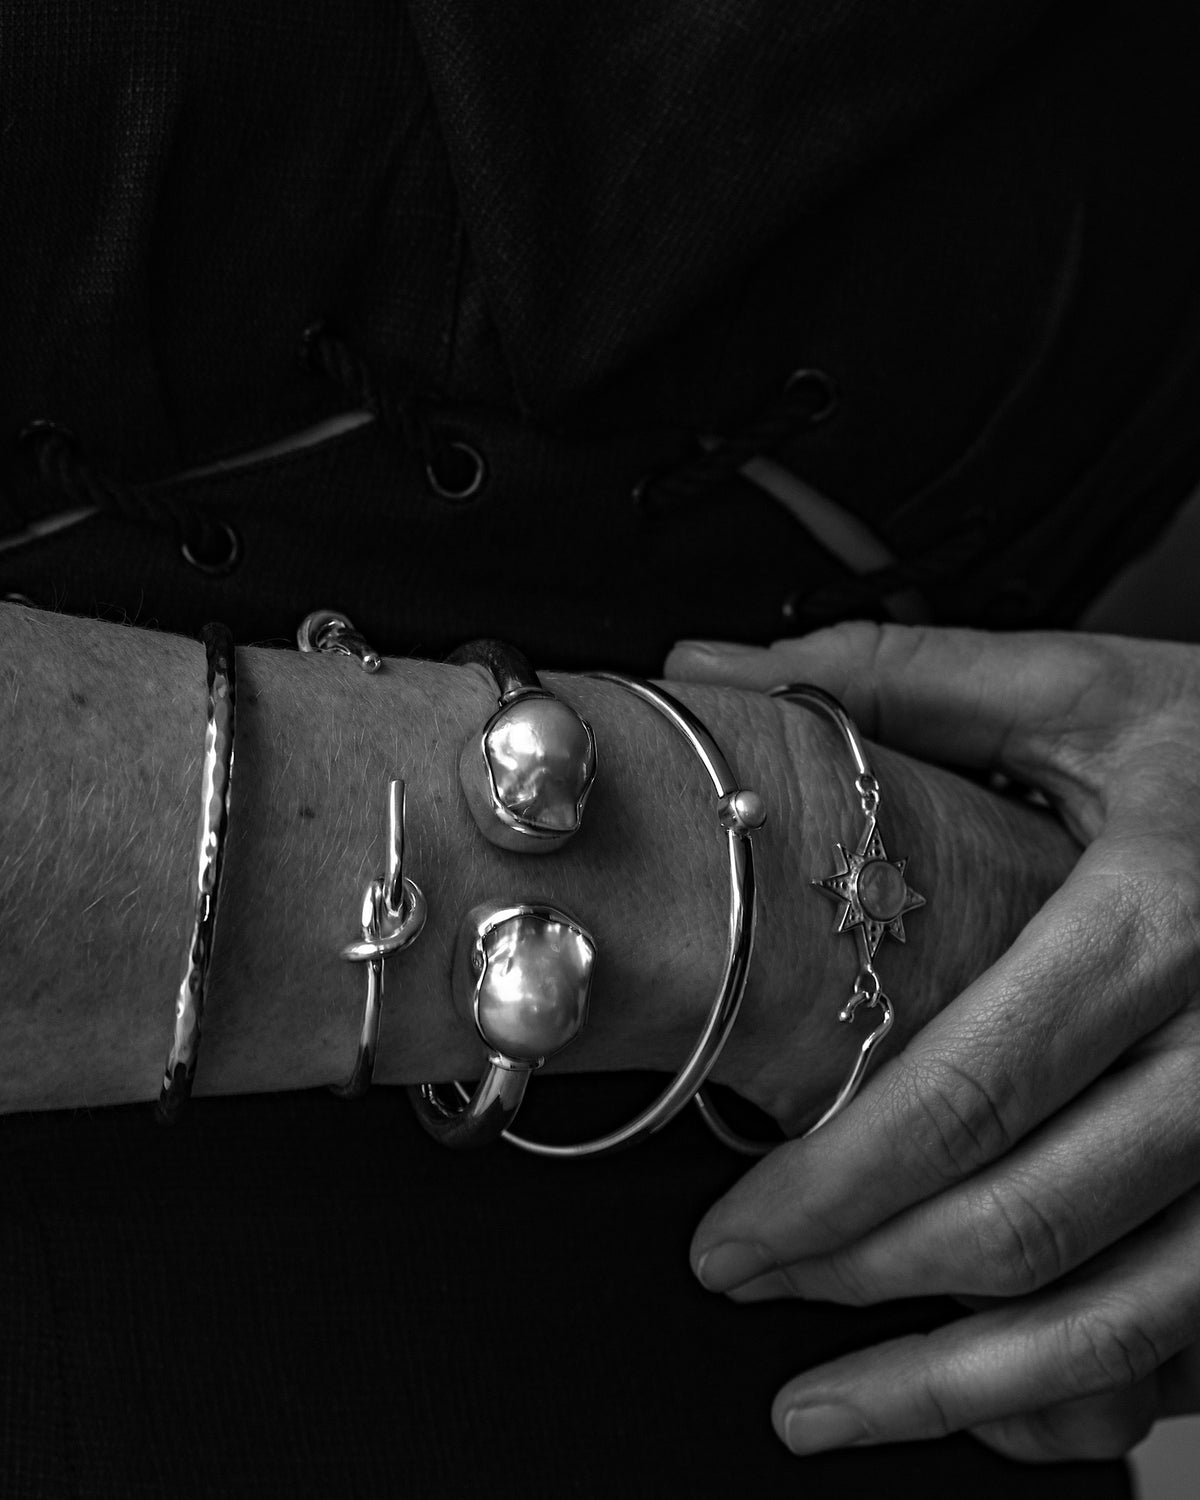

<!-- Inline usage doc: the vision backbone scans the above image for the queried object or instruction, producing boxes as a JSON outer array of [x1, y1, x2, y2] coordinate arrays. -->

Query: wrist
[[723, 702, 1079, 1134]]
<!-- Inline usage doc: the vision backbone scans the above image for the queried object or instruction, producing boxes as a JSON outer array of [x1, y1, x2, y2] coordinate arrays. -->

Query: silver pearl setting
[[463, 689, 597, 853], [457, 902, 595, 1065], [409, 900, 596, 1148]]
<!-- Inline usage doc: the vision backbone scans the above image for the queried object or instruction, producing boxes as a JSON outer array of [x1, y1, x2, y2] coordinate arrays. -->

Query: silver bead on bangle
[[696, 682, 925, 1155], [157, 622, 236, 1124]]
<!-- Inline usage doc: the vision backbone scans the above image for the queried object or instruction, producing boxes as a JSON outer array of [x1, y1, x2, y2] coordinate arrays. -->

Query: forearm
[[1, 603, 794, 1105], [0, 604, 1079, 1121], [0, 605, 745, 1108], [0, 604, 465, 1106]]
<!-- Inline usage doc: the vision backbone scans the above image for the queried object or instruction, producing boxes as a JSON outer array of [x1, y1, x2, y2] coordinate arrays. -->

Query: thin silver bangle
[[157, 622, 236, 1124], [696, 682, 925, 1155], [484, 673, 765, 1159], [295, 613, 428, 1099], [334, 777, 427, 1100]]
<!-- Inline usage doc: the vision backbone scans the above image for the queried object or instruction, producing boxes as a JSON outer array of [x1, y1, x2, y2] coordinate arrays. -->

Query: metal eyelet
[[630, 472, 657, 507], [784, 368, 838, 424], [425, 441, 487, 502], [298, 321, 325, 364], [18, 417, 76, 451], [180, 518, 241, 576]]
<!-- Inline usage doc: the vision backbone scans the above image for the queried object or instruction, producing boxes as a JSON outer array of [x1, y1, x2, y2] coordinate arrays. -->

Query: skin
[[667, 623, 1200, 1464], [0, 604, 1074, 1127]]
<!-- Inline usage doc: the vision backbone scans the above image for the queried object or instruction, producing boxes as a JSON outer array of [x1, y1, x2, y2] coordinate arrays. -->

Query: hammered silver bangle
[[157, 622, 237, 1124], [480, 673, 766, 1159], [696, 682, 925, 1155]]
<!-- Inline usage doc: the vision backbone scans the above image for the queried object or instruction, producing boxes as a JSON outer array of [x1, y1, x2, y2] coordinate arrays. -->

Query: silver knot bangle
[[696, 682, 925, 1155], [334, 777, 428, 1100], [297, 610, 428, 1098]]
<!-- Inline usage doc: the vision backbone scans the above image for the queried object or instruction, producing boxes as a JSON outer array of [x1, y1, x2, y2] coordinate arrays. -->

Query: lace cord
[[18, 347, 931, 609], [301, 323, 447, 464], [20, 421, 238, 572], [635, 369, 838, 510]]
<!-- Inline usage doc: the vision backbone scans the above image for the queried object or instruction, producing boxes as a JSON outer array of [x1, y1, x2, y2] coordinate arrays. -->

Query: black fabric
[[2, 0, 1195, 1491], [4, 0, 1200, 624], [0, 1086, 1134, 1498]]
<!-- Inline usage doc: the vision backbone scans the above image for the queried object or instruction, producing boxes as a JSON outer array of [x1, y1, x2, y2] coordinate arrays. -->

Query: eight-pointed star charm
[[814, 821, 925, 959]]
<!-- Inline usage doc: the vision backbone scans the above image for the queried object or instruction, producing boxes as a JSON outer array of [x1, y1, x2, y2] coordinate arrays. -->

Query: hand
[[666, 624, 1200, 1462]]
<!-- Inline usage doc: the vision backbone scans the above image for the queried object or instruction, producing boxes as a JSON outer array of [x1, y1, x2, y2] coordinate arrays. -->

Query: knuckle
[[908, 1368, 957, 1438], [865, 622, 918, 672], [1072, 636, 1133, 695], [1059, 1309, 1165, 1396], [1060, 636, 1137, 710], [967, 1182, 1078, 1296], [898, 1055, 1017, 1184], [1148, 846, 1200, 966], [810, 1250, 877, 1307], [1094, 852, 1200, 1019], [867, 626, 933, 740]]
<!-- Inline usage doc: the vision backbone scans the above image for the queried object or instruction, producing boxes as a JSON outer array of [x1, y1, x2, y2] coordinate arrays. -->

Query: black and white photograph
[[2, 2, 1199, 1494]]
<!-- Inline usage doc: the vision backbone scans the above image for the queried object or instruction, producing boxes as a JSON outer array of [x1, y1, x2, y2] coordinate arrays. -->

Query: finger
[[724, 1018, 1200, 1306], [668, 624, 1076, 767], [968, 1382, 1160, 1462], [769, 1185, 1200, 1456], [667, 623, 1182, 793], [693, 837, 1200, 1289], [1158, 1339, 1200, 1416]]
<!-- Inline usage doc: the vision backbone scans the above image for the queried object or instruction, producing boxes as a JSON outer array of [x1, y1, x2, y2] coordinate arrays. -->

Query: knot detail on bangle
[[331, 777, 427, 1101], [341, 874, 427, 964]]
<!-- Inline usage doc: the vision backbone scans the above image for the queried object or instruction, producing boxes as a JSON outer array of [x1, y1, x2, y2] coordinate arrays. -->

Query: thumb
[[666, 622, 1092, 776]]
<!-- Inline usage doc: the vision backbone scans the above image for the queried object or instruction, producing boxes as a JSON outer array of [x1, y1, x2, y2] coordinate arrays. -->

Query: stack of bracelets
[[158, 612, 924, 1155]]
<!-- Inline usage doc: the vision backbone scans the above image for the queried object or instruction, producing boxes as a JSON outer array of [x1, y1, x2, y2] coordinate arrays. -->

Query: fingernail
[[673, 640, 761, 659], [695, 1240, 772, 1291], [783, 1404, 871, 1455]]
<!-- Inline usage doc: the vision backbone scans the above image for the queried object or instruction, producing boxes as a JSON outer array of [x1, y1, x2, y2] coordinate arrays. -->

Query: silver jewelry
[[334, 778, 427, 1099], [482, 674, 765, 1159], [297, 608, 382, 672], [451, 638, 596, 853], [297, 609, 427, 1096], [409, 900, 596, 1147], [157, 622, 236, 1123], [696, 682, 924, 1155]]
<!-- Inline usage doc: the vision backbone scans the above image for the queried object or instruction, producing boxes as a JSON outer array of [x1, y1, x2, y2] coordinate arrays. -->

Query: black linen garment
[[3, 0, 1199, 1492]]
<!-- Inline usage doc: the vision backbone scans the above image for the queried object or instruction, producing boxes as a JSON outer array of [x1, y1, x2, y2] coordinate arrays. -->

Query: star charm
[[813, 821, 925, 959]]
